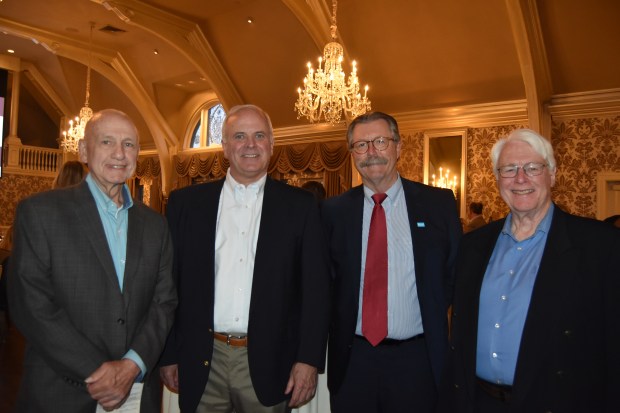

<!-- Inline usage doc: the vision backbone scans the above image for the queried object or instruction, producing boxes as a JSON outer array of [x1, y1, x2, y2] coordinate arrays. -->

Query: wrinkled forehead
[[89, 114, 139, 142]]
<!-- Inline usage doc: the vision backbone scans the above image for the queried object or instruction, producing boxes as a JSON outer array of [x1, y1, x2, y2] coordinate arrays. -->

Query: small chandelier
[[294, 0, 371, 124], [431, 167, 458, 197], [61, 23, 95, 153]]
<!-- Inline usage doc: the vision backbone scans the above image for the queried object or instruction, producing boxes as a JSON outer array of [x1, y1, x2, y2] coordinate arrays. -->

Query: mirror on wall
[[423, 130, 467, 218]]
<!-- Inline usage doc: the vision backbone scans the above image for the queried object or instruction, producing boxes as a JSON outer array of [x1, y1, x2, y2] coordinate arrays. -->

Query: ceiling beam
[[505, 0, 553, 137], [92, 0, 243, 110]]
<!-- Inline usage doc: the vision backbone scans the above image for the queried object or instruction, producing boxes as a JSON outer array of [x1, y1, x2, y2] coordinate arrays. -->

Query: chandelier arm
[[61, 22, 96, 153], [294, 0, 371, 124]]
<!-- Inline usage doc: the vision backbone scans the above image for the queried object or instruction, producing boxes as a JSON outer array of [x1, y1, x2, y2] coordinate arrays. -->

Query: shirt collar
[[225, 170, 267, 204], [363, 174, 402, 205], [85, 173, 133, 212], [502, 203, 554, 241]]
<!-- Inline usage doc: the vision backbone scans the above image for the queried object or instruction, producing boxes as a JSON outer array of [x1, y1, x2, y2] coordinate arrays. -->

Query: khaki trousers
[[196, 339, 289, 413]]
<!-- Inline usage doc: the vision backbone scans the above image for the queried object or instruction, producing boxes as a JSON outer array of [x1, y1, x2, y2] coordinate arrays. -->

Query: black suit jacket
[[160, 177, 330, 412], [321, 178, 462, 394], [440, 206, 620, 413], [8, 181, 177, 413]]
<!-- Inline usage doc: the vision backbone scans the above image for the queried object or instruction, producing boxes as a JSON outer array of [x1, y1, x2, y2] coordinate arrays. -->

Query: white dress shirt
[[213, 171, 266, 334]]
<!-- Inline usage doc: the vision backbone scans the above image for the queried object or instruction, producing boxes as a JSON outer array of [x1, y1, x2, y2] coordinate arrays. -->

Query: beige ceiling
[[0, 0, 619, 153]]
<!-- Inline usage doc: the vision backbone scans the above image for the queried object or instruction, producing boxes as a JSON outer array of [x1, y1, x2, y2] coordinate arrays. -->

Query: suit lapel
[[348, 186, 365, 286], [511, 208, 573, 402], [124, 205, 144, 296], [72, 182, 120, 291]]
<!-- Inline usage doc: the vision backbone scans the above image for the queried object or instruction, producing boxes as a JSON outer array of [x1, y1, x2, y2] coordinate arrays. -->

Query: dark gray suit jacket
[[439, 206, 620, 413], [160, 177, 331, 412], [8, 181, 177, 413], [321, 178, 462, 394]]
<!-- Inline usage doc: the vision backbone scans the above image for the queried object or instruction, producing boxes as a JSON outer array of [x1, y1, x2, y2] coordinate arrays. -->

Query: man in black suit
[[321, 112, 461, 412], [439, 128, 620, 412], [159, 104, 330, 413]]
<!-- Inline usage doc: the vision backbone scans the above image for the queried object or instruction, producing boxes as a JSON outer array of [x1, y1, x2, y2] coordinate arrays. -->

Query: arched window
[[190, 103, 225, 148]]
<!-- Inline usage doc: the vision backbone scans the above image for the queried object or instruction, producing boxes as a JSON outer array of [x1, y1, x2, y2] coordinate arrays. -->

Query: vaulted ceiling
[[1, 0, 619, 156]]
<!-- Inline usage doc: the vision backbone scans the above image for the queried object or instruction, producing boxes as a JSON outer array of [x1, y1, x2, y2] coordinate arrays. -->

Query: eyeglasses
[[350, 137, 395, 154], [497, 162, 547, 178]]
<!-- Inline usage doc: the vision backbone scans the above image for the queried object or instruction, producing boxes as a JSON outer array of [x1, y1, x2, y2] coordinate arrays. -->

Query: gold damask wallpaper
[[397, 115, 620, 222], [0, 174, 54, 227]]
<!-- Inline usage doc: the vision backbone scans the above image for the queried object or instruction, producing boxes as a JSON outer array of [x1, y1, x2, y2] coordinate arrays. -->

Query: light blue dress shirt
[[476, 204, 554, 385], [85, 174, 146, 379], [356, 175, 423, 339]]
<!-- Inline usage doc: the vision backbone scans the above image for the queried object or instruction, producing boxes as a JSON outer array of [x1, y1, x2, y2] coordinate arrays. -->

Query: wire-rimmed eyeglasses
[[350, 137, 395, 154], [497, 162, 547, 178]]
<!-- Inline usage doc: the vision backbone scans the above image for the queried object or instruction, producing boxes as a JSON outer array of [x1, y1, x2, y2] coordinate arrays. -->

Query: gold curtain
[[135, 156, 163, 212], [173, 141, 352, 197]]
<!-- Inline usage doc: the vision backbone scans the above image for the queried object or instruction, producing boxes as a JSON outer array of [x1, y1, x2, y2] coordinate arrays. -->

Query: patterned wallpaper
[[398, 131, 425, 183], [0, 174, 54, 227], [396, 115, 620, 222]]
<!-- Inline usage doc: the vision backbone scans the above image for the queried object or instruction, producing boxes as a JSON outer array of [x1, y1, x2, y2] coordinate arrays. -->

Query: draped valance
[[173, 141, 352, 197]]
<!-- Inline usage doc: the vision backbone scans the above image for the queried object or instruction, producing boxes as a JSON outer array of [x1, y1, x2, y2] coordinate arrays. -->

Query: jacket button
[[563, 330, 573, 337], [117, 318, 125, 325], [454, 384, 460, 389], [204, 360, 210, 366], [556, 370, 565, 378], [450, 345, 455, 351]]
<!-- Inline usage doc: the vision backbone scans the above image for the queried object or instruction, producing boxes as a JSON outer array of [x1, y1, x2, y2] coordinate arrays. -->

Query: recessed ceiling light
[[7, 49, 14, 54], [175, 83, 183, 87], [153, 49, 159, 55], [188, 80, 195, 84], [247, 17, 253, 24]]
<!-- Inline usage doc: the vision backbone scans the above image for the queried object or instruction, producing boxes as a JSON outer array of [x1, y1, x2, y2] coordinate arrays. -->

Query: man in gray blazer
[[8, 109, 177, 413]]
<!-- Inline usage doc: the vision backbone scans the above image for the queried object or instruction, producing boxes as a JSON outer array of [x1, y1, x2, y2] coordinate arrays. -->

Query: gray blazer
[[8, 181, 177, 413]]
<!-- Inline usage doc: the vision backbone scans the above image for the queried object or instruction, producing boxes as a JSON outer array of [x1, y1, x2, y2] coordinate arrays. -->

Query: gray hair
[[491, 128, 557, 179]]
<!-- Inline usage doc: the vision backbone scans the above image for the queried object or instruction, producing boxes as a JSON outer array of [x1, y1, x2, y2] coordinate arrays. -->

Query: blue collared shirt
[[85, 174, 145, 379], [476, 204, 554, 385], [356, 175, 423, 339]]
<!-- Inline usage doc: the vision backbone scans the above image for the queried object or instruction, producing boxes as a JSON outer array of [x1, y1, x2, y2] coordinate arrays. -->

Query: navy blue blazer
[[439, 206, 620, 413], [321, 178, 462, 394], [160, 177, 330, 411]]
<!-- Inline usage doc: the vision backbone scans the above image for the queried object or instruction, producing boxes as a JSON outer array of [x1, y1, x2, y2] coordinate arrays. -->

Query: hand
[[85, 359, 140, 411], [160, 364, 179, 393], [284, 362, 317, 407]]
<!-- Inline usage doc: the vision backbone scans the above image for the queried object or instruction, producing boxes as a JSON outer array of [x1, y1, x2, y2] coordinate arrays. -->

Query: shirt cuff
[[123, 349, 146, 382]]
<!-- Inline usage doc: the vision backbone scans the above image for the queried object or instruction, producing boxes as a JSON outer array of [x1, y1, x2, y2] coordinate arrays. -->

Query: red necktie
[[362, 193, 388, 346]]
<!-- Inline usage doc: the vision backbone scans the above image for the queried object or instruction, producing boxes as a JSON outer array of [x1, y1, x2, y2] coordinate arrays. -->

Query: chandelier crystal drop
[[294, 0, 371, 124], [61, 23, 95, 153]]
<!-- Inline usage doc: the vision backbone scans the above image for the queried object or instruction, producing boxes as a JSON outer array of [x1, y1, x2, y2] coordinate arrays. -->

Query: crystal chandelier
[[61, 23, 95, 153], [294, 0, 371, 124], [431, 167, 458, 197]]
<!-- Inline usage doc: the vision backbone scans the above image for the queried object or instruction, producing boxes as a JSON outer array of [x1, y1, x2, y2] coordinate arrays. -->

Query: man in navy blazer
[[322, 112, 461, 412], [438, 129, 620, 412], [160, 105, 330, 413]]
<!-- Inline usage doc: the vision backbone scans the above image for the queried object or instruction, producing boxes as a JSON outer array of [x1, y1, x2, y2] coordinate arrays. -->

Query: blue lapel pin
[[417, 222, 425, 228]]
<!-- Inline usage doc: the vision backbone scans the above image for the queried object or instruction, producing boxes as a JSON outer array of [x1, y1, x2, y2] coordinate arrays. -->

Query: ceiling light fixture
[[61, 22, 95, 154], [294, 0, 370, 124]]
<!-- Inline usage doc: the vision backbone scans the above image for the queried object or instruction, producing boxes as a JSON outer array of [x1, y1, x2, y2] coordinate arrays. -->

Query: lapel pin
[[417, 222, 425, 228]]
